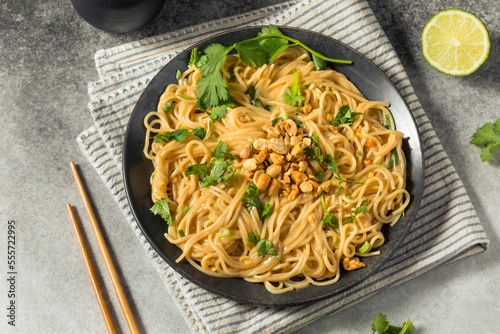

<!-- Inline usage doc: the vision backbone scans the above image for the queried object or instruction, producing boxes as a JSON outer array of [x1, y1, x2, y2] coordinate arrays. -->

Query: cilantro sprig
[[470, 116, 500, 162], [150, 198, 173, 226], [242, 183, 273, 220], [372, 313, 415, 334], [283, 69, 305, 115], [154, 127, 207, 142], [194, 25, 351, 112], [184, 141, 235, 187], [246, 231, 278, 257], [332, 105, 363, 127], [325, 153, 365, 195]]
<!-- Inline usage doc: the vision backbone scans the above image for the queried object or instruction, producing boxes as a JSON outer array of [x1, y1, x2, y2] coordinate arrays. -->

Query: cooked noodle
[[143, 46, 410, 294]]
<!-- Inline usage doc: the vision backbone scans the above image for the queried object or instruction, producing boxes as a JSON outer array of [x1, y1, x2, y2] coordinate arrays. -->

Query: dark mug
[[71, 0, 165, 33]]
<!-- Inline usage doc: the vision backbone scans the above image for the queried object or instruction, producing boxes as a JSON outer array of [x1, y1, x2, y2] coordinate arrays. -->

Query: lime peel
[[422, 9, 490, 76]]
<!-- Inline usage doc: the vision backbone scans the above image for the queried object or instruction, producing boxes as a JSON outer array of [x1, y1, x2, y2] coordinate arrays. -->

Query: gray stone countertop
[[1, 0, 499, 333]]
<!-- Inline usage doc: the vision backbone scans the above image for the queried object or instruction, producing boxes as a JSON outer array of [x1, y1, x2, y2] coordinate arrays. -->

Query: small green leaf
[[324, 214, 339, 228], [260, 202, 273, 220], [150, 198, 173, 226], [245, 86, 256, 100], [192, 127, 207, 140], [354, 205, 368, 215], [248, 230, 259, 243], [388, 148, 399, 169], [154, 128, 191, 143], [331, 105, 362, 127], [185, 163, 208, 180], [312, 53, 327, 70], [256, 239, 278, 257]]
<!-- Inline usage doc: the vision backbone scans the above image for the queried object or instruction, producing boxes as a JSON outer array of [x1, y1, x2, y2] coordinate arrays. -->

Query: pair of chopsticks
[[67, 162, 141, 334]]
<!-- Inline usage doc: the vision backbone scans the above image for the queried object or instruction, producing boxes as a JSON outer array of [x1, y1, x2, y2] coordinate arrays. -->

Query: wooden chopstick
[[70, 162, 141, 334], [66, 204, 117, 334]]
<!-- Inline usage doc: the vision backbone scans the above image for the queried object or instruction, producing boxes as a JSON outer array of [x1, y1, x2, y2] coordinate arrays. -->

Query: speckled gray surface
[[0, 0, 498, 333]]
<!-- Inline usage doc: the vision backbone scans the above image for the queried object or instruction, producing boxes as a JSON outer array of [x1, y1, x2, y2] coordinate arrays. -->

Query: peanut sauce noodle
[[143, 46, 410, 294]]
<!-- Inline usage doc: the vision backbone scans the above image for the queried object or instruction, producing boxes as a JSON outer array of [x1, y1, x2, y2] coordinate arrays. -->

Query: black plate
[[123, 26, 424, 307]]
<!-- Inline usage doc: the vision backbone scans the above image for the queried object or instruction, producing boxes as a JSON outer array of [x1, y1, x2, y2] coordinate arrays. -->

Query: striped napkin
[[77, 0, 489, 332]]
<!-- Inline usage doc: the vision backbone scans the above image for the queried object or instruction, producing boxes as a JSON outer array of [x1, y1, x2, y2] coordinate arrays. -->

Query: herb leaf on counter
[[470, 116, 500, 162]]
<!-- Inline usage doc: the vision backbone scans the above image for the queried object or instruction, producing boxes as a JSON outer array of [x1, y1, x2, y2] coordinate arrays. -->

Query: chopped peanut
[[269, 138, 288, 154], [343, 257, 366, 271], [256, 173, 271, 191], [356, 211, 372, 228], [299, 181, 313, 193], [240, 143, 252, 159], [303, 104, 312, 115], [284, 119, 298, 136], [266, 164, 282, 178], [243, 158, 257, 171], [267, 179, 280, 196], [253, 169, 264, 184], [254, 138, 267, 151], [290, 171, 308, 184]]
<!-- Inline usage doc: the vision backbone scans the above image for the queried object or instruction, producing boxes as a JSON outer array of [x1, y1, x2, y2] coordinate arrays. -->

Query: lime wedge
[[422, 9, 490, 76]]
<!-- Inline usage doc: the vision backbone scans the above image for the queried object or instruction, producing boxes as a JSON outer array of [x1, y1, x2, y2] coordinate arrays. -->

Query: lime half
[[422, 9, 490, 76]]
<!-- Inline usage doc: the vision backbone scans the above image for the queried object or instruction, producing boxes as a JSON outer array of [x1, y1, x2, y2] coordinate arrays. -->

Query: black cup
[[71, 0, 165, 33]]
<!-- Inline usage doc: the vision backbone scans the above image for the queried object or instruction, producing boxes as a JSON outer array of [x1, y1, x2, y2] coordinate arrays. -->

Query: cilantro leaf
[[245, 86, 256, 100], [243, 183, 263, 212], [198, 158, 235, 188], [253, 98, 266, 109], [325, 154, 338, 175], [271, 116, 285, 126], [185, 141, 235, 187], [192, 127, 207, 139], [470, 117, 500, 162], [212, 141, 228, 158], [185, 163, 208, 180], [332, 105, 362, 127], [196, 43, 232, 108], [388, 148, 399, 169], [256, 239, 278, 257], [154, 127, 207, 142], [354, 205, 368, 215], [212, 141, 236, 160], [312, 53, 327, 70], [206, 103, 232, 121], [234, 39, 269, 67], [257, 25, 289, 63], [154, 128, 190, 142], [371, 313, 415, 334], [247, 230, 259, 243], [372, 313, 390, 334], [283, 69, 304, 115], [260, 202, 273, 220], [293, 119, 303, 128], [189, 47, 208, 68], [324, 214, 339, 228], [150, 198, 173, 226]]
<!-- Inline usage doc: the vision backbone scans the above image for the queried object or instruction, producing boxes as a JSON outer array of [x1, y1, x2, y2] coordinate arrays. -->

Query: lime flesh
[[422, 9, 490, 76]]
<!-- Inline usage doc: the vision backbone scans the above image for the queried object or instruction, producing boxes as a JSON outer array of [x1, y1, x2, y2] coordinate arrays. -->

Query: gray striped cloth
[[77, 0, 489, 332]]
